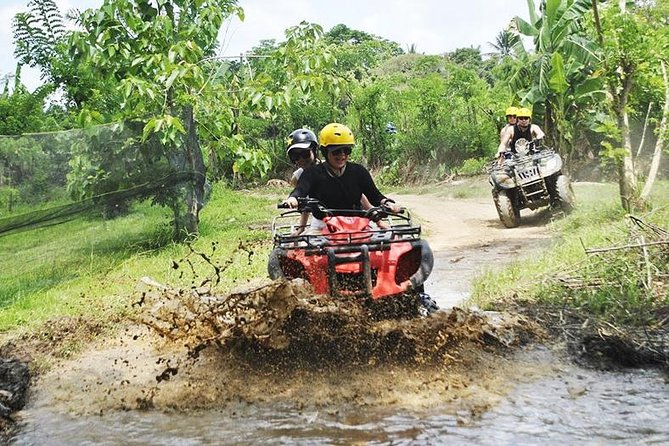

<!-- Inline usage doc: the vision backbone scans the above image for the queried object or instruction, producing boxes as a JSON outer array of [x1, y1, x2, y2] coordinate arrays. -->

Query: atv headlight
[[541, 156, 560, 174]]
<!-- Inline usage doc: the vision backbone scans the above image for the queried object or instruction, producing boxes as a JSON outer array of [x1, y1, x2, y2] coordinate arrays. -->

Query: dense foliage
[[1, 0, 667, 234]]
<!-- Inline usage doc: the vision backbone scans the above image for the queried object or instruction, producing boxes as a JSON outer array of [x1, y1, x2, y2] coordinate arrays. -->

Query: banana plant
[[510, 0, 604, 165]]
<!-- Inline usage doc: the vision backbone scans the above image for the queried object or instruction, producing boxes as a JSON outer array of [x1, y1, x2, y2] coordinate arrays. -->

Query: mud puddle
[[21, 278, 540, 413], [425, 237, 553, 309]]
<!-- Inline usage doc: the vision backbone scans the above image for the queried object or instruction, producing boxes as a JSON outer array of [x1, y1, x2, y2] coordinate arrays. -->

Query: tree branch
[[585, 240, 669, 254]]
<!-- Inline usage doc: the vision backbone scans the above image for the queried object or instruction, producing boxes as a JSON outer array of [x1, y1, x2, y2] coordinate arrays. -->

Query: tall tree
[[489, 30, 519, 57], [12, 0, 106, 108], [511, 0, 603, 165], [12, 0, 65, 80], [591, 0, 655, 210], [69, 0, 243, 239]]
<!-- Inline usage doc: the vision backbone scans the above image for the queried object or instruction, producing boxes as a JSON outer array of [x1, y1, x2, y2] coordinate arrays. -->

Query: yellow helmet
[[505, 106, 518, 117], [517, 107, 532, 118], [319, 123, 355, 148]]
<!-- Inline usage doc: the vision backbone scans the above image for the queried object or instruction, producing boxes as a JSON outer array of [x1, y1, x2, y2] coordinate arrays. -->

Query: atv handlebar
[[278, 197, 404, 219], [496, 139, 547, 161], [278, 197, 324, 210]]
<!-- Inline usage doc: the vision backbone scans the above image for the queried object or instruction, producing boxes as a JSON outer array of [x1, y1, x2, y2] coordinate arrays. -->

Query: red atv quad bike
[[268, 198, 437, 318]]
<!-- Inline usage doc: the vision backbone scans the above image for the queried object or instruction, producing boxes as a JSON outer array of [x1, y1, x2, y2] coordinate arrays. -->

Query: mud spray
[[30, 275, 544, 419]]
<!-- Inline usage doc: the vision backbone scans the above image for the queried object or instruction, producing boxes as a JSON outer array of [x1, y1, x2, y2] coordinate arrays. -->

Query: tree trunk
[[640, 60, 668, 200], [183, 105, 205, 237], [635, 102, 653, 157], [617, 106, 640, 211], [592, 0, 642, 211]]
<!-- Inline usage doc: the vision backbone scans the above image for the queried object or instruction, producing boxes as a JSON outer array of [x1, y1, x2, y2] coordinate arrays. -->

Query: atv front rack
[[271, 210, 421, 254]]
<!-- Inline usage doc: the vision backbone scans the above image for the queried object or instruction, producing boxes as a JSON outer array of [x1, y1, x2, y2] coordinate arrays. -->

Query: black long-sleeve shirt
[[289, 162, 386, 210]]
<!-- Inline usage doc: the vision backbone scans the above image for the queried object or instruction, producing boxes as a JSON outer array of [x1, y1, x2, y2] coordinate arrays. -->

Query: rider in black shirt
[[283, 123, 401, 215], [497, 107, 546, 156]]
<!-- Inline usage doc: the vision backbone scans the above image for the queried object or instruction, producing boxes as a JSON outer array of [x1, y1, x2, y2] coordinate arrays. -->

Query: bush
[[456, 157, 490, 176], [0, 187, 19, 212]]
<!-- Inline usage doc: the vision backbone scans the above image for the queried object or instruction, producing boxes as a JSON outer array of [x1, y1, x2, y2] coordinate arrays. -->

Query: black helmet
[[286, 128, 318, 159]]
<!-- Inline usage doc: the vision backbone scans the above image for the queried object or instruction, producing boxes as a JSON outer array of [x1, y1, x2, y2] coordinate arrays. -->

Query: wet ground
[[7, 193, 669, 444]]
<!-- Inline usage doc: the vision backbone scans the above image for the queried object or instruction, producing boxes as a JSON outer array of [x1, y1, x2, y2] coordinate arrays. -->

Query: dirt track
[[394, 192, 554, 308], [26, 191, 557, 417]]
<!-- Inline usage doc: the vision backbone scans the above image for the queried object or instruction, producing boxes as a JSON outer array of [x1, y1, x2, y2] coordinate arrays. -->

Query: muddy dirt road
[[11, 190, 669, 445], [394, 191, 553, 308]]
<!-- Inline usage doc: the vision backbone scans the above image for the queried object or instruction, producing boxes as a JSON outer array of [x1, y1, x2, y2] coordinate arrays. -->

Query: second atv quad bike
[[488, 139, 575, 228], [268, 198, 436, 318]]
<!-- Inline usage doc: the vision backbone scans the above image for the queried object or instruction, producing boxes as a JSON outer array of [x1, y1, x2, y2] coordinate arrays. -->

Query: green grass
[[0, 185, 281, 333], [471, 180, 669, 326]]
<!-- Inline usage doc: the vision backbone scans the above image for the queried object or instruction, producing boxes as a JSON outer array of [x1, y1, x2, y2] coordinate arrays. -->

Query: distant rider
[[497, 107, 545, 157], [500, 106, 518, 140]]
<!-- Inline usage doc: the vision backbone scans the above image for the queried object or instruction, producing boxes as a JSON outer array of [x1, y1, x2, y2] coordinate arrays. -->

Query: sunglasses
[[506, 115, 517, 118], [330, 147, 352, 156], [518, 117, 530, 120], [289, 150, 311, 163]]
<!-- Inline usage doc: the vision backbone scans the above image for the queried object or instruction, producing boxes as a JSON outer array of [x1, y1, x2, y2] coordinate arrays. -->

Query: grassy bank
[[472, 181, 669, 329], [0, 185, 285, 335]]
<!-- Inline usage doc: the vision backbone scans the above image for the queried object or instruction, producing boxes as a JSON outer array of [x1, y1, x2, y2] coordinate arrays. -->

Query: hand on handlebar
[[379, 199, 402, 214], [385, 202, 402, 214], [280, 197, 298, 209], [496, 151, 507, 166]]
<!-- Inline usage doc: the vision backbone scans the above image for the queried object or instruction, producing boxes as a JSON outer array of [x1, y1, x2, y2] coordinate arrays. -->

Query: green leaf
[[549, 52, 569, 94], [515, 17, 539, 37], [142, 118, 158, 142], [251, 91, 263, 106], [164, 69, 180, 89]]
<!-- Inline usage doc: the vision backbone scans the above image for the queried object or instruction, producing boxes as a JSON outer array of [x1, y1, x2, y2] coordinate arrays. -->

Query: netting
[[0, 122, 193, 237]]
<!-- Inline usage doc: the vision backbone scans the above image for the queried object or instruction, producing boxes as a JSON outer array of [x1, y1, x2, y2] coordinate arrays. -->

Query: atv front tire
[[493, 190, 520, 228], [555, 175, 575, 212]]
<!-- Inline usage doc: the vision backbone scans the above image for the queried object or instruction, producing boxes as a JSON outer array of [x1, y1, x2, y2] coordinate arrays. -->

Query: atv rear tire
[[493, 190, 520, 228], [555, 175, 575, 212]]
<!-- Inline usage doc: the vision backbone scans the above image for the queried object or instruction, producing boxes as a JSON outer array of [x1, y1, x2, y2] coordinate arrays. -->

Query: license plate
[[517, 165, 540, 182]]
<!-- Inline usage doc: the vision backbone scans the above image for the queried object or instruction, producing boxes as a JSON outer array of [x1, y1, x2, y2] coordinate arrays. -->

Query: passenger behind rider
[[497, 107, 545, 159], [285, 128, 320, 235], [282, 123, 401, 234], [286, 128, 320, 187], [500, 106, 518, 140]]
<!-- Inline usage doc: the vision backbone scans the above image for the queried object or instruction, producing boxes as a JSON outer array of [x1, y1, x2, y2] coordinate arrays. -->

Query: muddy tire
[[267, 248, 285, 279], [493, 190, 520, 228], [367, 292, 425, 320], [555, 175, 575, 212]]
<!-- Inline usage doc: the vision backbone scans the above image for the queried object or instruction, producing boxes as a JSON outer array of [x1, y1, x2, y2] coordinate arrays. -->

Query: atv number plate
[[517, 165, 540, 183]]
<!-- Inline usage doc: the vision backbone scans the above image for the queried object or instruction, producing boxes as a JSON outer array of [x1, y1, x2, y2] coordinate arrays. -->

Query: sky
[[1, 0, 531, 92]]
